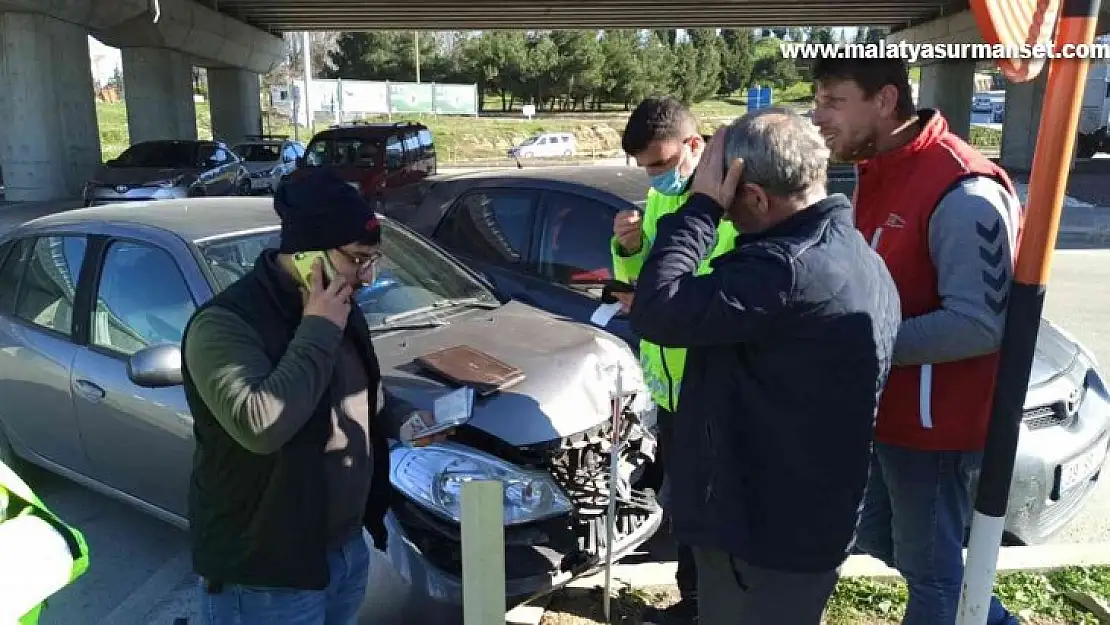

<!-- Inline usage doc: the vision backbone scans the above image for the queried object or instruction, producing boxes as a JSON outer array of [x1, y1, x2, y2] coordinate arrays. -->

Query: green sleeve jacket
[[0, 460, 90, 625], [610, 187, 739, 412]]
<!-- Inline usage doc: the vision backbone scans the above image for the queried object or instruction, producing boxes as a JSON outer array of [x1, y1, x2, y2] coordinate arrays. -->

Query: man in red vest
[[812, 58, 1023, 625]]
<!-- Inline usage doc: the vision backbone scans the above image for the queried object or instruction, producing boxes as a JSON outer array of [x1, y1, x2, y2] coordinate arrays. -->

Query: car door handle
[[74, 379, 106, 402]]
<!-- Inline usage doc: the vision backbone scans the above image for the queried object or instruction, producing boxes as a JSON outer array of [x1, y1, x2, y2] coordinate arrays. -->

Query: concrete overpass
[[1, 0, 1106, 202]]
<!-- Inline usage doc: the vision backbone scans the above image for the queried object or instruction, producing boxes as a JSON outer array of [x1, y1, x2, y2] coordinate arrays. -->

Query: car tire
[[563, 150, 572, 157], [237, 179, 251, 196], [188, 187, 206, 198]]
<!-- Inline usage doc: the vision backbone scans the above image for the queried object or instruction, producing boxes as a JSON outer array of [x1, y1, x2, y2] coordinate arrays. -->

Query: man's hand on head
[[690, 127, 745, 211]]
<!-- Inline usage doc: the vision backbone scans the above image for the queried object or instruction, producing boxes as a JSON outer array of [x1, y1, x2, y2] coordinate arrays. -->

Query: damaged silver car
[[0, 197, 663, 624]]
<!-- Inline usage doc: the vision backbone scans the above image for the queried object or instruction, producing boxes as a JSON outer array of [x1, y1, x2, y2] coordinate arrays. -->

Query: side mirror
[[127, 344, 183, 388]]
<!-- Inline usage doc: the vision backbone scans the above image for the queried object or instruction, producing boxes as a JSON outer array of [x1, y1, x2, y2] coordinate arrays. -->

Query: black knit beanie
[[273, 167, 381, 253]]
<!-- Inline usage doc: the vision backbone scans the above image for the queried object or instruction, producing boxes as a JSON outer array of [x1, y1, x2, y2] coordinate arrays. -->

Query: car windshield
[[196, 221, 499, 327], [235, 144, 282, 161], [519, 136, 538, 146], [112, 141, 197, 168], [305, 137, 381, 167]]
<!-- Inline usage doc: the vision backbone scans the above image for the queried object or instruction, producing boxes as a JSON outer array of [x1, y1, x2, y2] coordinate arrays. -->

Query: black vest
[[182, 251, 391, 589]]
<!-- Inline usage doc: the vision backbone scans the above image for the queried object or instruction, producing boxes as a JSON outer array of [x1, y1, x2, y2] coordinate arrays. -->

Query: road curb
[[562, 543, 1110, 590], [100, 550, 192, 625]]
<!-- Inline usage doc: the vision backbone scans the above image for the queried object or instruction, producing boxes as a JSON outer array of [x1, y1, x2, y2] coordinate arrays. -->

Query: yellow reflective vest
[[610, 187, 739, 412], [0, 460, 90, 624]]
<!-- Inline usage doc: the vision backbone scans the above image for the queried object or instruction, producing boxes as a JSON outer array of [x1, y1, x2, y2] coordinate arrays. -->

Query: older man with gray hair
[[628, 107, 902, 625]]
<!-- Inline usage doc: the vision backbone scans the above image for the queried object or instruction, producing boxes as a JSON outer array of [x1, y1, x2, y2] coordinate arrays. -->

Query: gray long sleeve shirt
[[891, 175, 1023, 366], [183, 305, 411, 547]]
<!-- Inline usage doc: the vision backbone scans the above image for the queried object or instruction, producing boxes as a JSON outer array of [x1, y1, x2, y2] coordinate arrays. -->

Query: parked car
[[380, 165, 1110, 547], [0, 197, 662, 624], [232, 135, 304, 194], [287, 121, 436, 201], [83, 140, 251, 207], [508, 132, 578, 159]]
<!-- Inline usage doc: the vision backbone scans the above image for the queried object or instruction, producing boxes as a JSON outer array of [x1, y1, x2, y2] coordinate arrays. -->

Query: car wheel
[[237, 179, 251, 196], [1077, 135, 1097, 159], [563, 149, 572, 157], [188, 187, 206, 198]]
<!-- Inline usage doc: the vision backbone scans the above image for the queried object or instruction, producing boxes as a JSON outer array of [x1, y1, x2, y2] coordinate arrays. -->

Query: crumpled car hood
[[372, 300, 650, 447]]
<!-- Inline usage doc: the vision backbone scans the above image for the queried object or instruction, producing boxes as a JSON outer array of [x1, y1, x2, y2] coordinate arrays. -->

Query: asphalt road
[[4, 206, 1110, 624]]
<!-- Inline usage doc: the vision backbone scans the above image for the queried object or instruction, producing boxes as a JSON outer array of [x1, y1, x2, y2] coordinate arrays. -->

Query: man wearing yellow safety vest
[[610, 96, 739, 625], [0, 459, 89, 624]]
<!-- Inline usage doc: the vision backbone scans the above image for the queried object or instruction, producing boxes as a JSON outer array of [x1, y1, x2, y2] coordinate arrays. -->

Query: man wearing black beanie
[[180, 168, 447, 624]]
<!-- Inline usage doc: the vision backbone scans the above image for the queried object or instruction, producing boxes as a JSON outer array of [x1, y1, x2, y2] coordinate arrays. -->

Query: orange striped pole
[[959, 1, 1101, 623]]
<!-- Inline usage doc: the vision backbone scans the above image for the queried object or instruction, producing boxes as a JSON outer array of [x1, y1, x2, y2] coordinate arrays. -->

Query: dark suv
[[290, 121, 436, 199]]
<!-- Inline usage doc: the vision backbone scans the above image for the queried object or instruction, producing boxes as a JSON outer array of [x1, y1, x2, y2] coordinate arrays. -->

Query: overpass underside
[[217, 0, 966, 30]]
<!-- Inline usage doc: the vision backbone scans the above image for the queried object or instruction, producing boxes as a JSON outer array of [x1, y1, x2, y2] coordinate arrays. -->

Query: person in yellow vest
[[0, 460, 90, 624], [611, 96, 739, 625]]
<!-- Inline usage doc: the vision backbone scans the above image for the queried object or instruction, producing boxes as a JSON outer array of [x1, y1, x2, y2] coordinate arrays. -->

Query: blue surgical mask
[[650, 167, 689, 196], [648, 142, 695, 196]]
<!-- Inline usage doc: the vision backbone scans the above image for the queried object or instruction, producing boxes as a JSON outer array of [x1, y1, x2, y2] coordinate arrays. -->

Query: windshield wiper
[[368, 319, 449, 333], [380, 297, 499, 325]]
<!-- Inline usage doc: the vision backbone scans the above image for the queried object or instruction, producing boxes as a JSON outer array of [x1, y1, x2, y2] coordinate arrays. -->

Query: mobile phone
[[291, 250, 336, 286]]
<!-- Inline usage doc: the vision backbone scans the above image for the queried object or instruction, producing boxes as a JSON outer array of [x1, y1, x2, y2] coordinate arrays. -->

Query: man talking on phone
[[612, 96, 739, 624], [180, 168, 447, 625]]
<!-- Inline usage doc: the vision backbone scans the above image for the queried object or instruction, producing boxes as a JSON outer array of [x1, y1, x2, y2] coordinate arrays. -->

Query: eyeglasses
[[335, 248, 382, 271]]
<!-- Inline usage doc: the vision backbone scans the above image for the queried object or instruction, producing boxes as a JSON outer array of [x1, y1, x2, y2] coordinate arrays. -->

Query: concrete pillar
[[917, 61, 975, 140], [121, 48, 196, 143], [0, 13, 102, 202], [998, 71, 1080, 173], [207, 68, 263, 145]]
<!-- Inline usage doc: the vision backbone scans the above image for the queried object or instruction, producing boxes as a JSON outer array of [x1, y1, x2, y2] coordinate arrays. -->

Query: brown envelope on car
[[415, 345, 526, 396]]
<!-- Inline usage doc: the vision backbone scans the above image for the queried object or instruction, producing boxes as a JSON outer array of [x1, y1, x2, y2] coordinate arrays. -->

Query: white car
[[232, 137, 305, 194], [508, 132, 577, 159]]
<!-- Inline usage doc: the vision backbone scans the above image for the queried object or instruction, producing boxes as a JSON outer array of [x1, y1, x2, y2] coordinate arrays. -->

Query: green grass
[[543, 566, 1110, 624], [823, 566, 1110, 625]]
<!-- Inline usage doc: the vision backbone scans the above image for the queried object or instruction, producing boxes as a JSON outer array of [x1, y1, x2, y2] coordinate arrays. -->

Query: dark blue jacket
[[628, 192, 901, 572]]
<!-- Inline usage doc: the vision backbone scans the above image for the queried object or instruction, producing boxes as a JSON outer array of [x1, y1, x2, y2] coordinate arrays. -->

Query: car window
[[282, 144, 298, 162], [91, 241, 197, 356], [114, 141, 198, 169], [199, 230, 281, 291], [211, 148, 231, 165], [236, 143, 281, 162], [536, 192, 615, 285], [305, 139, 329, 166], [0, 239, 31, 315], [12, 236, 87, 336], [402, 131, 420, 162], [418, 129, 435, 156], [434, 190, 537, 265], [385, 135, 403, 169]]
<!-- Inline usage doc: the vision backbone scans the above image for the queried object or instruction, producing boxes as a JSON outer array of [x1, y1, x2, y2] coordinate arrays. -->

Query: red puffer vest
[[853, 109, 1020, 451]]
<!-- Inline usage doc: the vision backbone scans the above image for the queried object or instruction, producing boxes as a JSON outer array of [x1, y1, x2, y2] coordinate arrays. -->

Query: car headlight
[[390, 442, 573, 526]]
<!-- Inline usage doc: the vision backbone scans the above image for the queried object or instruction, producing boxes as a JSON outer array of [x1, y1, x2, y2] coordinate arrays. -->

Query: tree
[[720, 28, 757, 95]]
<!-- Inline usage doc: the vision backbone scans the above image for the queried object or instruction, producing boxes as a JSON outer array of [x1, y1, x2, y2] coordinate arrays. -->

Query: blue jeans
[[198, 528, 371, 625], [855, 443, 1017, 625]]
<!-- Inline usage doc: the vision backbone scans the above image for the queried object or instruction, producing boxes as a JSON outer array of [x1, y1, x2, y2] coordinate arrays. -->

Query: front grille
[[1023, 384, 1086, 430], [393, 401, 661, 581]]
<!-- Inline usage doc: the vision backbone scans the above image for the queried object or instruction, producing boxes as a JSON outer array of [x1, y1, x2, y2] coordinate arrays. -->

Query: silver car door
[[0, 235, 95, 476], [70, 238, 197, 516]]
